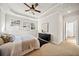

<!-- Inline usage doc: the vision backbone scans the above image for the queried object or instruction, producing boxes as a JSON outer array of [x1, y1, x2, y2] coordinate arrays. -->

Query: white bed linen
[[0, 35, 40, 56]]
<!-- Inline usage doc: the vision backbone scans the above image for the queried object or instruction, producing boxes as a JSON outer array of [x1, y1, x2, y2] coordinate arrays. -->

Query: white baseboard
[[51, 40, 63, 45]]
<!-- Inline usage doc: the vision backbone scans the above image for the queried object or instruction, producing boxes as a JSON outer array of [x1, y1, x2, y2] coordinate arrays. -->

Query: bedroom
[[0, 3, 79, 56]]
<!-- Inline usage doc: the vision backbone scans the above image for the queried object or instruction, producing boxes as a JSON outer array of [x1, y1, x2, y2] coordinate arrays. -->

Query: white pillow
[[14, 35, 22, 41], [22, 35, 33, 40], [0, 38, 4, 45]]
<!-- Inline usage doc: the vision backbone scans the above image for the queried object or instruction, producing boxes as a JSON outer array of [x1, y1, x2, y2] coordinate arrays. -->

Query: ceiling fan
[[24, 3, 41, 15]]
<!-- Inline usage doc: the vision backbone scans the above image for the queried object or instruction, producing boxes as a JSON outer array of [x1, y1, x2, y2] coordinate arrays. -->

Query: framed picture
[[5, 14, 20, 31], [20, 21, 31, 31], [42, 23, 49, 33], [31, 23, 35, 30], [10, 20, 20, 26]]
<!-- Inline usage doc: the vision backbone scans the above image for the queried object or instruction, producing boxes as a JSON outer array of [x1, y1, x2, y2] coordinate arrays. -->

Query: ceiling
[[0, 3, 79, 19], [8, 3, 57, 18]]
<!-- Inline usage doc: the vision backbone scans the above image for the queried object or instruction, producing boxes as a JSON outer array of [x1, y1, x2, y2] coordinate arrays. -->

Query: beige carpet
[[25, 38, 79, 56]]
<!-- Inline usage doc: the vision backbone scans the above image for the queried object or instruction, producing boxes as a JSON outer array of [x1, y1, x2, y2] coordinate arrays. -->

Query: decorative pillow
[[8, 34, 15, 42], [0, 33, 15, 43], [1, 34, 10, 43], [0, 38, 4, 45]]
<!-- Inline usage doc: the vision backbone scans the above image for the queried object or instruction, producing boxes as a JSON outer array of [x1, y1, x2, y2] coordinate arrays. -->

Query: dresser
[[38, 33, 51, 47]]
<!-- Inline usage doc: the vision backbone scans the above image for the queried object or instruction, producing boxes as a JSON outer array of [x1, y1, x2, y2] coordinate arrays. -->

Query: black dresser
[[38, 33, 51, 47]]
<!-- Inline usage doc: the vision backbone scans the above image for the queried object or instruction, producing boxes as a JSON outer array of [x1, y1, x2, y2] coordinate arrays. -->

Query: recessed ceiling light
[[67, 10, 71, 13]]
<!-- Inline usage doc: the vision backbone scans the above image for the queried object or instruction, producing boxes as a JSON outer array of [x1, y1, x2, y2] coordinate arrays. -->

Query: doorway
[[65, 21, 76, 44], [63, 14, 78, 45]]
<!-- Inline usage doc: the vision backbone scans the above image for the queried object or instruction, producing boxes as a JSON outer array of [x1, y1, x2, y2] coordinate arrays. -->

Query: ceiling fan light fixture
[[24, 3, 41, 15]]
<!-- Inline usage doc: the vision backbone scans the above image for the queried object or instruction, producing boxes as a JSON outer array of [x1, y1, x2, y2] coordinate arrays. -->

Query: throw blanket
[[0, 37, 40, 56]]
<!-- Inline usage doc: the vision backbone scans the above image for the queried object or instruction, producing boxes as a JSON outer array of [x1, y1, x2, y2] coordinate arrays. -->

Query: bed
[[0, 34, 40, 56]]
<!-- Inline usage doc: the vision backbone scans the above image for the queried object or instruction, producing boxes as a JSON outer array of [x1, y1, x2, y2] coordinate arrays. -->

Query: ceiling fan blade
[[25, 9, 30, 12], [35, 9, 41, 13], [34, 3, 38, 8], [24, 3, 31, 8]]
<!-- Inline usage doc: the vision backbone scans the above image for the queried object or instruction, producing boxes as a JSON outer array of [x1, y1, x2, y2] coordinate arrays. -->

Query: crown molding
[[38, 4, 62, 18]]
